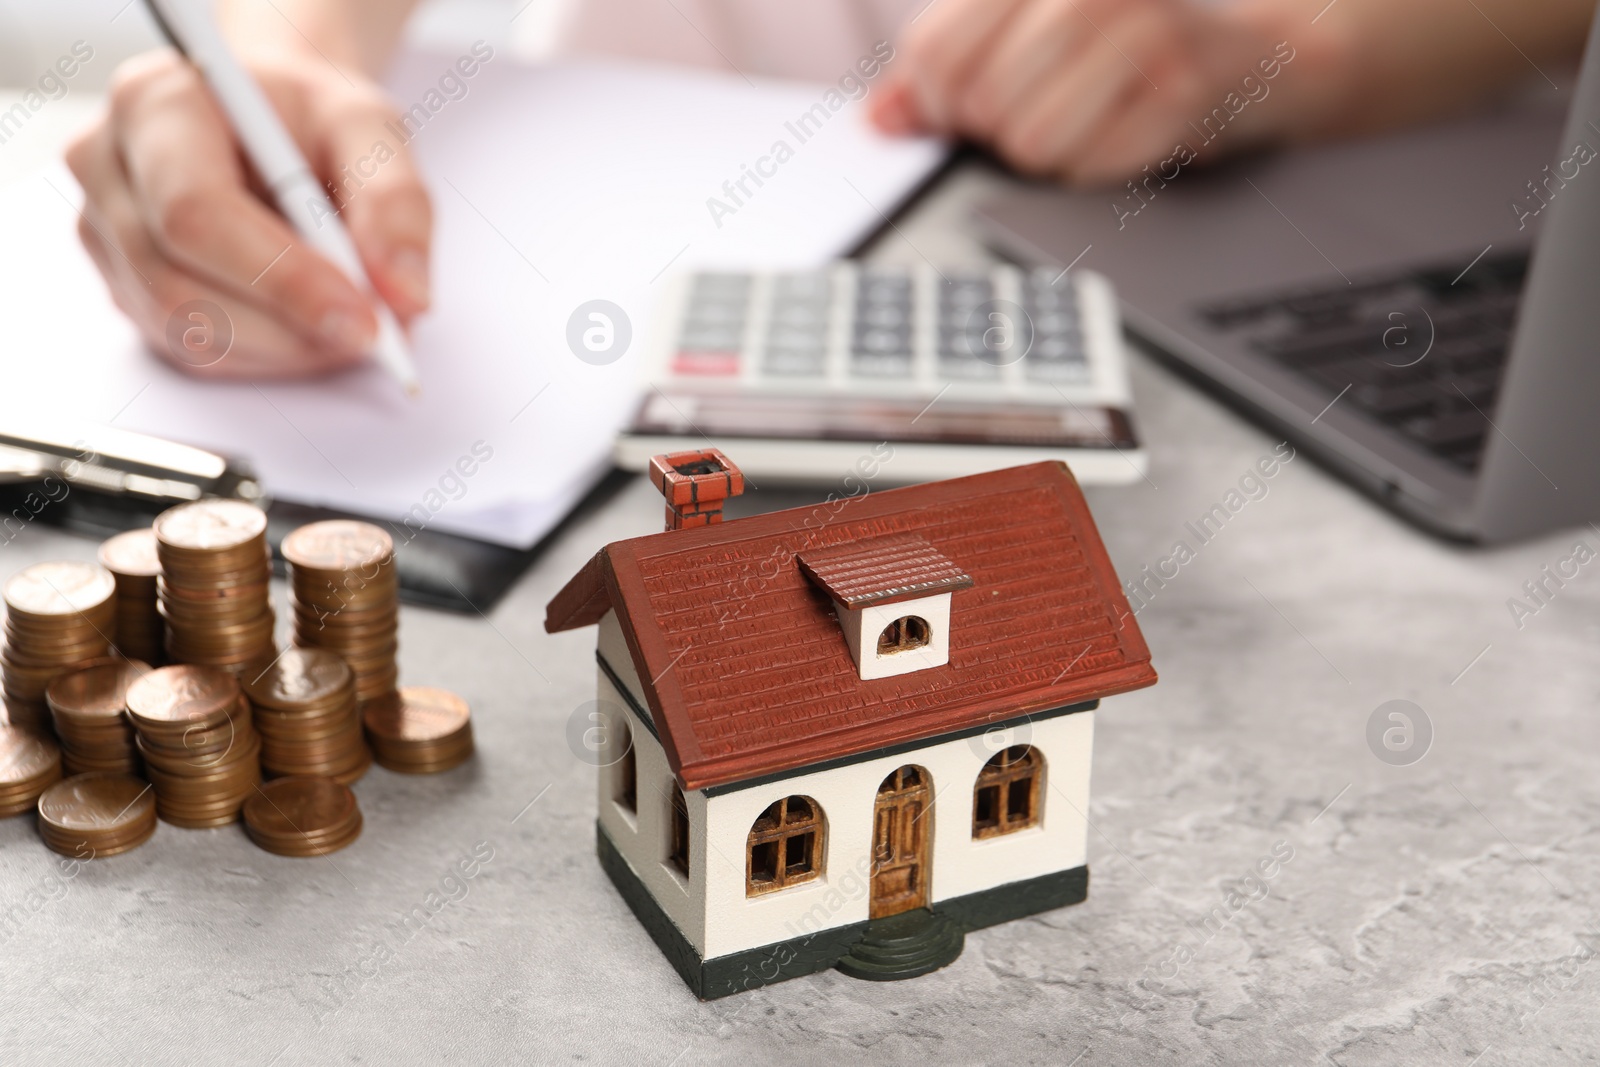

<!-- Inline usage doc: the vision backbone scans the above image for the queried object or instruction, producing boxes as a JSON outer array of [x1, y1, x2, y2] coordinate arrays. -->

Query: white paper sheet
[[0, 54, 944, 546]]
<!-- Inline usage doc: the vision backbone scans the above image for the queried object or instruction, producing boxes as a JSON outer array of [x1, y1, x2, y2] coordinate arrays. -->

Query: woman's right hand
[[66, 47, 433, 378]]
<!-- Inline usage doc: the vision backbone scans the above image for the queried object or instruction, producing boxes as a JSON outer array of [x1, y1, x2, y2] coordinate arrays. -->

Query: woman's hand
[[871, 0, 1301, 185], [66, 47, 432, 378]]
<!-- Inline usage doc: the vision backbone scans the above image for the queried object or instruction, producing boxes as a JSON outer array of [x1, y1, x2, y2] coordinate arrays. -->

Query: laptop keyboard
[[1198, 250, 1529, 471]]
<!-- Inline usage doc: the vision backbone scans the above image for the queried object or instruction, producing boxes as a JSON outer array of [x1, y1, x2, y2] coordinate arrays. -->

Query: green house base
[[596, 821, 1088, 1000]]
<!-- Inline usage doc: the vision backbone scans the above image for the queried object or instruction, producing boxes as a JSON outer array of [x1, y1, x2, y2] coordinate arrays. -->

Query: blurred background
[[0, 0, 571, 182]]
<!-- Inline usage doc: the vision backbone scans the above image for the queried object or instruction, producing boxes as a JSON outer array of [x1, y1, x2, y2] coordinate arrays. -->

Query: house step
[[834, 908, 965, 981]]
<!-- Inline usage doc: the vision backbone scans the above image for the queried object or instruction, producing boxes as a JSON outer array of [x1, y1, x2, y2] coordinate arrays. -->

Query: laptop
[[974, 14, 1600, 543]]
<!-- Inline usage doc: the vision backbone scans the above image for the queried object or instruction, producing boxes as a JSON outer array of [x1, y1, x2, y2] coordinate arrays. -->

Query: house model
[[545, 449, 1157, 998]]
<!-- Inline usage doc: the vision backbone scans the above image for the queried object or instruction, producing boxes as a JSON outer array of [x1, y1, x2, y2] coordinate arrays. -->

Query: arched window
[[746, 795, 825, 895], [614, 719, 636, 814], [973, 745, 1043, 838], [668, 789, 690, 876], [877, 616, 931, 655]]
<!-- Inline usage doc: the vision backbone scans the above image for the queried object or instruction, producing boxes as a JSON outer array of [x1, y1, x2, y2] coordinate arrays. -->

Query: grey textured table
[[4, 164, 1599, 1067]]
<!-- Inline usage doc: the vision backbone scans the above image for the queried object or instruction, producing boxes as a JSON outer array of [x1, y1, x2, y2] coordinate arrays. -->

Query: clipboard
[[0, 423, 616, 614]]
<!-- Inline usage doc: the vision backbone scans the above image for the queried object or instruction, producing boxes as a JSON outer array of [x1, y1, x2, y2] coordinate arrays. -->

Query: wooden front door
[[870, 765, 932, 918]]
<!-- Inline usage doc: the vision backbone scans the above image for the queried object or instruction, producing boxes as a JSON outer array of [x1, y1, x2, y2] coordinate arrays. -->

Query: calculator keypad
[[672, 273, 749, 376], [666, 263, 1102, 392], [762, 272, 831, 377], [1022, 269, 1088, 383], [851, 271, 914, 378], [936, 271, 1001, 380]]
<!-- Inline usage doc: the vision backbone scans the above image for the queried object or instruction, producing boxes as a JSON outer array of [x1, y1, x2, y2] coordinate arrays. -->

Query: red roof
[[797, 535, 973, 608], [546, 462, 1156, 791]]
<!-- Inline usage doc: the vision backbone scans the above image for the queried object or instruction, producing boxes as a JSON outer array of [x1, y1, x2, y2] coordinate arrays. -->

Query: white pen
[[143, 0, 421, 395]]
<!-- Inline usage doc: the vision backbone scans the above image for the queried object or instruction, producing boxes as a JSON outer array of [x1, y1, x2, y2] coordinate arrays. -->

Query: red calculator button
[[672, 350, 742, 376]]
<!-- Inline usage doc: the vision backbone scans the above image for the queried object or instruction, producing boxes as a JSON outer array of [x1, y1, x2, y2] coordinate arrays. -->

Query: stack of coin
[[2, 561, 118, 733], [243, 776, 362, 856], [36, 772, 157, 858], [243, 648, 369, 784], [0, 723, 63, 817], [153, 500, 275, 675], [285, 521, 399, 702], [98, 529, 165, 664], [46, 658, 150, 775], [362, 686, 474, 774], [126, 664, 261, 828]]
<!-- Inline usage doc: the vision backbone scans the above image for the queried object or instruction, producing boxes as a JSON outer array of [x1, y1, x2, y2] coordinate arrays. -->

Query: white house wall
[[597, 611, 647, 711], [835, 592, 953, 680], [699, 711, 1095, 961], [594, 612, 708, 957]]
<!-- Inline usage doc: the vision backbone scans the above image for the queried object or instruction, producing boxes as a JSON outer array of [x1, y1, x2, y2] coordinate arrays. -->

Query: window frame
[[668, 788, 690, 877], [745, 795, 826, 896], [972, 745, 1044, 839], [614, 718, 637, 815], [876, 615, 932, 656]]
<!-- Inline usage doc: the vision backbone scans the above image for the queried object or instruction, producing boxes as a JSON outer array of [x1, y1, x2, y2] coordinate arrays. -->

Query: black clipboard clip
[[0, 420, 581, 614]]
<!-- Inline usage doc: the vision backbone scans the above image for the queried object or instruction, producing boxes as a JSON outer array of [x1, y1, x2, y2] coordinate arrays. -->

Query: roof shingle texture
[[797, 535, 974, 607], [546, 462, 1156, 791]]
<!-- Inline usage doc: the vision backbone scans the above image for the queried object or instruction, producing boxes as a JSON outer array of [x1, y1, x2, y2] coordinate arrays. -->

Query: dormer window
[[798, 536, 973, 680], [877, 616, 931, 655]]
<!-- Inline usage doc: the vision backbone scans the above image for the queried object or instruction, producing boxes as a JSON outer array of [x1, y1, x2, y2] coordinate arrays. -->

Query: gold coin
[[153, 500, 267, 553], [3, 561, 117, 620]]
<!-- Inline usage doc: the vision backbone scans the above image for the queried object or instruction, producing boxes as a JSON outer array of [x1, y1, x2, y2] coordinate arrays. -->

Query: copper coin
[[125, 664, 239, 728], [0, 699, 51, 735], [0, 723, 61, 785], [0, 725, 62, 814], [37, 772, 154, 834], [263, 738, 368, 775], [158, 579, 271, 606], [250, 812, 363, 856], [290, 582, 398, 614], [158, 808, 244, 829], [40, 814, 154, 852], [291, 601, 397, 629], [98, 529, 162, 579], [63, 755, 140, 778], [243, 776, 360, 847], [242, 648, 352, 711], [5, 611, 116, 640], [134, 700, 254, 751], [4, 561, 117, 620], [283, 521, 394, 573], [363, 687, 468, 744], [153, 500, 267, 553], [46, 659, 151, 725], [371, 747, 473, 776]]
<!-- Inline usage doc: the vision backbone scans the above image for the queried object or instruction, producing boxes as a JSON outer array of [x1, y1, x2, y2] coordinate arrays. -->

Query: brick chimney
[[648, 449, 745, 531]]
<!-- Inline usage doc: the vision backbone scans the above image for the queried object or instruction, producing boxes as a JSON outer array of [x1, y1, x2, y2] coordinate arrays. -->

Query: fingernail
[[871, 90, 917, 135], [388, 247, 430, 311], [319, 309, 375, 354]]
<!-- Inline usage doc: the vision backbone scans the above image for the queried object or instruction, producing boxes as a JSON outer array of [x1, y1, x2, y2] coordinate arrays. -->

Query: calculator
[[615, 263, 1145, 486]]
